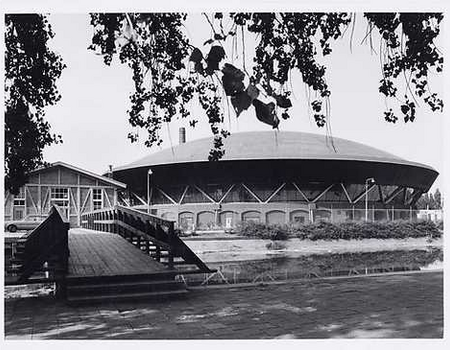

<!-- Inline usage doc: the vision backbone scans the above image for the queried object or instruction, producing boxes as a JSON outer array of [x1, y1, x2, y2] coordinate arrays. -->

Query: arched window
[[219, 211, 238, 229], [179, 211, 194, 231], [266, 210, 286, 225], [197, 211, 215, 230], [289, 210, 310, 225], [242, 211, 261, 223]]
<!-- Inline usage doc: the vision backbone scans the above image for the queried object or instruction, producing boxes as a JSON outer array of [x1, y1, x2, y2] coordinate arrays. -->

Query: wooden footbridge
[[5, 205, 215, 304]]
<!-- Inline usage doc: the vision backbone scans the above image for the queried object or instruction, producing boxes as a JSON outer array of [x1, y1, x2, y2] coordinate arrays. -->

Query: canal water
[[183, 247, 443, 286]]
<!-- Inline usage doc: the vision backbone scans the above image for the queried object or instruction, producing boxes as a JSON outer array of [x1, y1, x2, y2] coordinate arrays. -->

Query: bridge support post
[[167, 222, 175, 270]]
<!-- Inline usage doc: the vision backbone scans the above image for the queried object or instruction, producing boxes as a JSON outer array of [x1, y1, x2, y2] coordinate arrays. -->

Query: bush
[[234, 220, 442, 241], [236, 221, 289, 240]]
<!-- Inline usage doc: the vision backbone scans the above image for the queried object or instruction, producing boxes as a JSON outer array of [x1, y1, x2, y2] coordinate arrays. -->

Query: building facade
[[4, 162, 127, 227]]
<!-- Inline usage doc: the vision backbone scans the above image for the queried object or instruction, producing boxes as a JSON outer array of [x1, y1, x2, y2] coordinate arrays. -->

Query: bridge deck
[[68, 228, 167, 278]]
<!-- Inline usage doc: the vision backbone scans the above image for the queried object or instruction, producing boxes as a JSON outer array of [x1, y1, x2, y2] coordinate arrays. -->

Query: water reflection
[[186, 247, 443, 285]]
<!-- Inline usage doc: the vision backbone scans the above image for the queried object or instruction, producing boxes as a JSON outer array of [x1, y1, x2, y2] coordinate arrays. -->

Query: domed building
[[112, 130, 438, 231]]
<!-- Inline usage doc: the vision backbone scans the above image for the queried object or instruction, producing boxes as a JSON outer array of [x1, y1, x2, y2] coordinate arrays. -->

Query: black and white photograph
[[1, 0, 447, 346]]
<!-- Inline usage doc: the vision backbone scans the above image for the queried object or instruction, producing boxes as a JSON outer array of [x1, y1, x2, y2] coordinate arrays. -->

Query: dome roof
[[115, 131, 433, 171]]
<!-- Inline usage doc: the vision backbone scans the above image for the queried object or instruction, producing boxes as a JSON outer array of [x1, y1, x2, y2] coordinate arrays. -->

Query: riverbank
[[184, 236, 442, 263]]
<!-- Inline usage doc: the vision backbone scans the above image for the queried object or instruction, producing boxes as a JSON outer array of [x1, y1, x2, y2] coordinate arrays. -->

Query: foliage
[[88, 12, 443, 159], [5, 14, 65, 194], [416, 188, 443, 209], [4, 13, 443, 192], [88, 13, 230, 161], [236, 220, 441, 240], [364, 13, 443, 122], [236, 221, 289, 240]]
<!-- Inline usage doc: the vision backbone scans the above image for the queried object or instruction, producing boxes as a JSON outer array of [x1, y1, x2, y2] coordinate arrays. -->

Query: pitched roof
[[29, 161, 127, 188]]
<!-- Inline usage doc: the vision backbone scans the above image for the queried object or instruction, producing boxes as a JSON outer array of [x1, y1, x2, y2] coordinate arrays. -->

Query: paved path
[[4, 271, 443, 339]]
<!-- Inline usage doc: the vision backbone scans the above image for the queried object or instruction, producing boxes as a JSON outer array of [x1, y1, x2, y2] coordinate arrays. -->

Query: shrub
[[234, 220, 441, 240], [236, 221, 289, 240]]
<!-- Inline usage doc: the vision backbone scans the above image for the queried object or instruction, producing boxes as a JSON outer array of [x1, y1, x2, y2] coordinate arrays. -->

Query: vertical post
[[365, 182, 368, 222], [155, 246, 161, 262], [167, 221, 175, 270], [147, 169, 153, 214], [365, 178, 375, 221], [136, 235, 141, 250], [113, 209, 118, 234]]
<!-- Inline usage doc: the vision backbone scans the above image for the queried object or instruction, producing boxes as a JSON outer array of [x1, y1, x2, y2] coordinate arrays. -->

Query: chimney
[[179, 127, 186, 144], [105, 165, 113, 178]]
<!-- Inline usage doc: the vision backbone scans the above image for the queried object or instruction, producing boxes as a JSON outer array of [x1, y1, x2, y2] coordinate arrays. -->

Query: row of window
[[170, 207, 419, 231], [12, 187, 103, 210]]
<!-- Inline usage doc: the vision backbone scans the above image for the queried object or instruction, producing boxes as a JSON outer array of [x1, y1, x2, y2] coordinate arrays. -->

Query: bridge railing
[[9, 205, 70, 284], [81, 205, 214, 273]]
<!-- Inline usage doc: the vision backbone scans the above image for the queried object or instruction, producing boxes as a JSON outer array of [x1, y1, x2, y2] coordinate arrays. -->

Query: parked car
[[4, 220, 41, 233]]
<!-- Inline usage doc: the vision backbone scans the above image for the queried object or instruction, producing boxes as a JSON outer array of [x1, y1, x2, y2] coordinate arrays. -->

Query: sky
[[40, 13, 444, 190]]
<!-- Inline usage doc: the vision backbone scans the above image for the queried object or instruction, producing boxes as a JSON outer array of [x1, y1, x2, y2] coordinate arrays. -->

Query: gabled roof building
[[4, 161, 127, 227]]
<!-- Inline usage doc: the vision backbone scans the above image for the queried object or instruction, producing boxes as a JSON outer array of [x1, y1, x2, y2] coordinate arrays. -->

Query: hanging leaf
[[246, 84, 260, 100], [222, 63, 245, 96], [253, 99, 279, 128], [203, 38, 214, 46], [231, 84, 260, 117], [194, 62, 204, 74], [206, 45, 225, 75], [231, 91, 252, 116], [189, 47, 203, 63], [274, 94, 292, 108]]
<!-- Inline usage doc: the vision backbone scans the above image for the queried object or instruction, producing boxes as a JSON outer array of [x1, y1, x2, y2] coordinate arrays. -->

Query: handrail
[[81, 205, 213, 273], [17, 205, 70, 283]]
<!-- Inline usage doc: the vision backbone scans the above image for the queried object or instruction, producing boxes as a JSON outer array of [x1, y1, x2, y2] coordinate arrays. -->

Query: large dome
[[115, 131, 433, 171], [112, 131, 439, 229], [113, 131, 438, 193]]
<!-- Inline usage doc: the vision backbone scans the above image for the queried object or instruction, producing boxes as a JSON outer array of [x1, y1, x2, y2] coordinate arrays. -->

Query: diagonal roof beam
[[340, 183, 352, 204], [385, 186, 405, 204], [312, 184, 335, 203], [194, 185, 216, 203], [242, 183, 263, 203], [353, 184, 377, 204], [265, 183, 286, 203], [219, 184, 235, 204], [157, 187, 177, 205], [292, 182, 310, 202]]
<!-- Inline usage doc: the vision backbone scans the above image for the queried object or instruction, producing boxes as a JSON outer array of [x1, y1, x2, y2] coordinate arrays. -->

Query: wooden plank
[[67, 228, 168, 278]]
